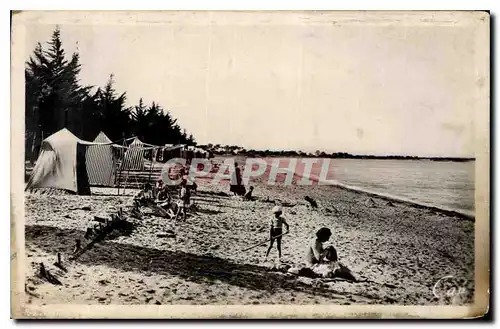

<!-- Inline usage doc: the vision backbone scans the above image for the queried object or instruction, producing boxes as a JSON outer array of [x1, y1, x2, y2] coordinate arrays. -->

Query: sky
[[23, 11, 483, 157]]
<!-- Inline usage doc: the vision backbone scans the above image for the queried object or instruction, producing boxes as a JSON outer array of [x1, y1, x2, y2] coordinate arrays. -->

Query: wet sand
[[23, 162, 475, 306]]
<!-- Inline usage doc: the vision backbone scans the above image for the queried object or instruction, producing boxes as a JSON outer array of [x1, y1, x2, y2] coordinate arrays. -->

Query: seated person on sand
[[156, 185, 170, 203], [156, 185, 170, 206], [243, 186, 254, 201], [174, 180, 191, 221], [303, 227, 356, 281], [155, 186, 178, 218], [134, 183, 154, 206], [305, 227, 332, 267]]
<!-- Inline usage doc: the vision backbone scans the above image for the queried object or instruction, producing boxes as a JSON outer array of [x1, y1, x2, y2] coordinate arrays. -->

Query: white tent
[[25, 128, 110, 195]]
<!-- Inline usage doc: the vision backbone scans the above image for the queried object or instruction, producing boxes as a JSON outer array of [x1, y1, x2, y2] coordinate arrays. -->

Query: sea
[[263, 158, 475, 217]]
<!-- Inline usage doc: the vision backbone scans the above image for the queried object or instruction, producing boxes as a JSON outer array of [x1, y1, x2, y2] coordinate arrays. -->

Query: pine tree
[[88, 74, 131, 141], [26, 27, 197, 161], [187, 134, 195, 146], [130, 98, 149, 140], [25, 43, 48, 161], [25, 27, 92, 160]]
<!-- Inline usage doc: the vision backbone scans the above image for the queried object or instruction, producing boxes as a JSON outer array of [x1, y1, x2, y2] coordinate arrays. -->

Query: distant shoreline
[[209, 152, 475, 162], [198, 145, 474, 162]]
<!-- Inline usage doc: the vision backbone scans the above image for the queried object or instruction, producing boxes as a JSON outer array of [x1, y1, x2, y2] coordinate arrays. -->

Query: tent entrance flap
[[76, 143, 91, 195]]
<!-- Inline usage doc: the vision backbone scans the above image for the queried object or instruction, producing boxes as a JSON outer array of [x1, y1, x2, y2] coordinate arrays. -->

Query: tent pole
[[131, 143, 142, 190], [123, 160, 132, 195], [116, 143, 122, 195], [116, 139, 127, 196], [148, 147, 156, 184]]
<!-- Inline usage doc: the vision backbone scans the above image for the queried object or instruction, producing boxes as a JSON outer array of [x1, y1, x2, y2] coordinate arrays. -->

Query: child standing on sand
[[265, 206, 290, 262], [174, 181, 190, 221]]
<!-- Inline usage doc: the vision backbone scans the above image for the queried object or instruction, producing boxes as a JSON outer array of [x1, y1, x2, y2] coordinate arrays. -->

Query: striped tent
[[85, 132, 116, 186], [120, 137, 146, 171]]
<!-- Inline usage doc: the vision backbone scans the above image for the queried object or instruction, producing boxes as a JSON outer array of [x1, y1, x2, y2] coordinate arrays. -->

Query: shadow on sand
[[25, 225, 361, 302], [192, 207, 224, 215], [196, 190, 230, 198]]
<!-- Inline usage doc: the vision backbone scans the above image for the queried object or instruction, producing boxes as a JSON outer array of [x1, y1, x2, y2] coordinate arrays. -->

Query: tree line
[[196, 144, 474, 161], [25, 27, 195, 162]]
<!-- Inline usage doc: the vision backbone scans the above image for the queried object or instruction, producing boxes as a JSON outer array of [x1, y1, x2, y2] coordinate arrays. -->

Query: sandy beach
[[23, 158, 475, 306]]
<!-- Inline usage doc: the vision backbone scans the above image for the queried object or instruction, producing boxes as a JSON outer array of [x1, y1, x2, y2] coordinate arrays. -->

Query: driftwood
[[38, 262, 62, 285], [53, 252, 67, 272], [71, 229, 109, 261], [72, 210, 132, 261]]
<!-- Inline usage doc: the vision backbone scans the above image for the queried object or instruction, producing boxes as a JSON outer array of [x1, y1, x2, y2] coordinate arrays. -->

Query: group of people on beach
[[133, 165, 193, 221], [263, 205, 347, 278], [134, 162, 252, 221], [133, 161, 350, 279]]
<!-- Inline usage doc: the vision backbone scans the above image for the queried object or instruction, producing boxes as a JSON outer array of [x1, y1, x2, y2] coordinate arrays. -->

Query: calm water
[[263, 158, 475, 215]]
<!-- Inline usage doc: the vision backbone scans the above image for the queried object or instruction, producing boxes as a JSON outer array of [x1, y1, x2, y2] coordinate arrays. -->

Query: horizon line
[[194, 145, 474, 160]]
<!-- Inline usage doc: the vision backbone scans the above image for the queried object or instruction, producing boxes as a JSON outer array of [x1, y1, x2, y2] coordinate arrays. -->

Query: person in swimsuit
[[265, 205, 290, 262], [303, 227, 356, 280], [134, 183, 154, 207], [155, 185, 174, 216], [156, 184, 169, 202], [174, 180, 190, 221], [305, 227, 333, 267]]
